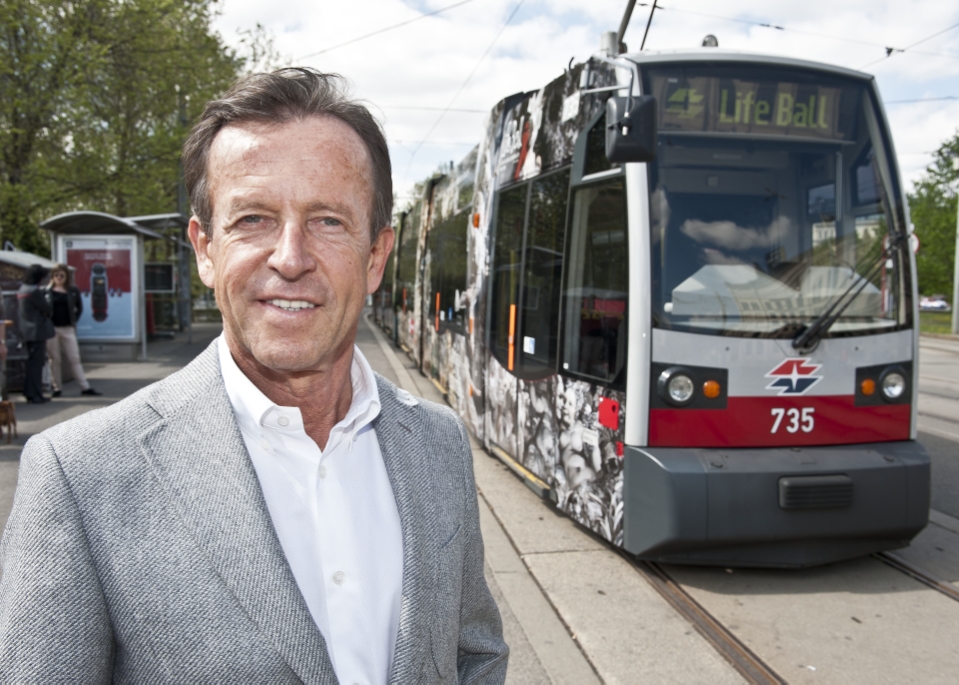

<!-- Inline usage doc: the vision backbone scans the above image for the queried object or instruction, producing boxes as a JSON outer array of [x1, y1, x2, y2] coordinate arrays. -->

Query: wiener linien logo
[[765, 358, 823, 395]]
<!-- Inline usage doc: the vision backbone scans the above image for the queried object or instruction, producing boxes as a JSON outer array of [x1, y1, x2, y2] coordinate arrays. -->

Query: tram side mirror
[[605, 95, 657, 163]]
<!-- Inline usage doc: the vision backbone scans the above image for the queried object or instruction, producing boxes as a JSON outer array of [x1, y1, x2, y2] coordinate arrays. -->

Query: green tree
[[0, 0, 243, 254], [0, 0, 105, 252], [909, 131, 959, 299]]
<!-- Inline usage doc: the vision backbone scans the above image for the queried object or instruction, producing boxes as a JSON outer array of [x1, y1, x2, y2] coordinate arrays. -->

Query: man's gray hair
[[182, 68, 392, 240]]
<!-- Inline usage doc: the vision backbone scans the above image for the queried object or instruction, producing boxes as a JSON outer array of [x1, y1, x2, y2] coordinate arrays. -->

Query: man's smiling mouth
[[268, 298, 317, 312]]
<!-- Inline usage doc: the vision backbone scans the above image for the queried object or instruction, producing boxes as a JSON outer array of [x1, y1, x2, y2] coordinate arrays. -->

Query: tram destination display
[[649, 70, 857, 141]]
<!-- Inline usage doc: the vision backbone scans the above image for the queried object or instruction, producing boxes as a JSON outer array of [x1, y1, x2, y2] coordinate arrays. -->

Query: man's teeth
[[269, 299, 316, 311]]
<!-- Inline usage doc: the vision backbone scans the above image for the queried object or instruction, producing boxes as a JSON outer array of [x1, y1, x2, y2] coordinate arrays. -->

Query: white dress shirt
[[218, 335, 404, 685]]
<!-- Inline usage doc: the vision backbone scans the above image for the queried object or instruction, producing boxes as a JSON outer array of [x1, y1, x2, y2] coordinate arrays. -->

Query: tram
[[375, 40, 930, 567]]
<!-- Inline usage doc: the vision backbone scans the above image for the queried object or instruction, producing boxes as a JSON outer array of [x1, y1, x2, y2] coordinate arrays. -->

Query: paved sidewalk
[[0, 323, 222, 534]]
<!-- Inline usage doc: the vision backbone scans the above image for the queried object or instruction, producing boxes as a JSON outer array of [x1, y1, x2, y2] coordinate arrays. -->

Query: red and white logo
[[765, 358, 823, 395]]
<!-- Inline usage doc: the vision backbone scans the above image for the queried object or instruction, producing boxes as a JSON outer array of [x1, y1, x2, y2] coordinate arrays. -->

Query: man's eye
[[321, 217, 342, 227], [241, 215, 262, 225]]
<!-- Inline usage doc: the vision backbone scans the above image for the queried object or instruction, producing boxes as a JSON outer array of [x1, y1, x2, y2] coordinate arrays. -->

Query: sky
[[211, 0, 959, 205]]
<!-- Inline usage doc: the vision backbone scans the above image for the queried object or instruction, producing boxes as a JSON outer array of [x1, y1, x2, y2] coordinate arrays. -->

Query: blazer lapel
[[374, 376, 438, 685], [137, 343, 337, 684]]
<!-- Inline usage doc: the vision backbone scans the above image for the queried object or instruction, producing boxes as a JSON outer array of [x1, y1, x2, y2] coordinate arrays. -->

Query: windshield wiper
[[792, 232, 906, 351]]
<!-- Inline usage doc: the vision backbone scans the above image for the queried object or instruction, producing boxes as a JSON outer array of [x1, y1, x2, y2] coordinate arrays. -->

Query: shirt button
[[319, 465, 327, 479], [333, 571, 345, 585], [260, 439, 270, 450], [277, 415, 290, 427]]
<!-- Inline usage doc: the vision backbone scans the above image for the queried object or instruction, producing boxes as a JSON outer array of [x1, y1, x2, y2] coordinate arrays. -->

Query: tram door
[[487, 168, 570, 472], [560, 178, 629, 390]]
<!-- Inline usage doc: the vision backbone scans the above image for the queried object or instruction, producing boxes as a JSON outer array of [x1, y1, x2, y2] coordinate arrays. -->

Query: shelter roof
[[0, 250, 58, 270], [40, 211, 167, 240]]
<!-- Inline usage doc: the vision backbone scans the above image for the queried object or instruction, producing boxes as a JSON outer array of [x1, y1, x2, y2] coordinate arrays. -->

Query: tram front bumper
[[622, 441, 930, 568]]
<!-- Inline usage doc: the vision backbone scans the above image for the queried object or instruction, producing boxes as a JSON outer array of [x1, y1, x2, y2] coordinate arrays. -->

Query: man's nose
[[267, 221, 318, 278]]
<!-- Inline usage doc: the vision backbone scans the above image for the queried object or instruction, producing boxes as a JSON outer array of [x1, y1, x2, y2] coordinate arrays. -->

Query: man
[[0, 68, 507, 683]]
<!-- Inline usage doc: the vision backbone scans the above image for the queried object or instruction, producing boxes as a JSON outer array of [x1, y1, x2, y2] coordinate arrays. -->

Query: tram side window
[[396, 211, 418, 312], [518, 169, 570, 377], [428, 209, 469, 332], [490, 184, 528, 370], [378, 250, 394, 311], [561, 179, 628, 388], [584, 112, 616, 177]]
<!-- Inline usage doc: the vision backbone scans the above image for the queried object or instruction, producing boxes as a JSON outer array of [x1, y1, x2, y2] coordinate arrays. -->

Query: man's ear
[[367, 226, 395, 295], [188, 217, 217, 289]]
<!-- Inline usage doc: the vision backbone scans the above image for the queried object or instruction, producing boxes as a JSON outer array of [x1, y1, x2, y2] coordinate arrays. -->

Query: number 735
[[771, 407, 815, 434]]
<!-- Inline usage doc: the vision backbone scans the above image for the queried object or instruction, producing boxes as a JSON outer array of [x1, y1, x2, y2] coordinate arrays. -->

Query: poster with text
[[62, 236, 138, 341]]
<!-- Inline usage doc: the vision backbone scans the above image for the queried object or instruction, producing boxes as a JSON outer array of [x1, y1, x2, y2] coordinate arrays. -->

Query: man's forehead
[[209, 117, 370, 174]]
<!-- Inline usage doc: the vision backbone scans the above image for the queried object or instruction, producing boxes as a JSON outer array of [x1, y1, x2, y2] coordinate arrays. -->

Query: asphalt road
[[916, 336, 959, 520]]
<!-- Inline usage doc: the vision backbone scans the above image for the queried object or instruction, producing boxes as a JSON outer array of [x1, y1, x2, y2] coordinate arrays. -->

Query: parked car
[[919, 296, 952, 312]]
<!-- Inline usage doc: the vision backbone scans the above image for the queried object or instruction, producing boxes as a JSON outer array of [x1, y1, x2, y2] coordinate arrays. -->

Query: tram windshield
[[643, 63, 909, 338]]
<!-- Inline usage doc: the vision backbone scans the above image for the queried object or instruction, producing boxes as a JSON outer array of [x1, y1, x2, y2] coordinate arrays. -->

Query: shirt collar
[[218, 334, 381, 443]]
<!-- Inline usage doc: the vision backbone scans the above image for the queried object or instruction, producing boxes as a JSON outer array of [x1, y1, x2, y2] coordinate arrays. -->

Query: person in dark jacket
[[18, 265, 55, 404], [46, 264, 100, 397]]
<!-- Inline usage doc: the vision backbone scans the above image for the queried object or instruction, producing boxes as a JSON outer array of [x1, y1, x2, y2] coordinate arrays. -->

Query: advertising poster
[[62, 236, 138, 341]]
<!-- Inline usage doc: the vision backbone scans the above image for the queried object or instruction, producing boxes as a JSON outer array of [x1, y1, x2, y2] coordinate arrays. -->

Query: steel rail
[[619, 553, 788, 685], [876, 551, 959, 603], [917, 388, 959, 402], [917, 410, 959, 426]]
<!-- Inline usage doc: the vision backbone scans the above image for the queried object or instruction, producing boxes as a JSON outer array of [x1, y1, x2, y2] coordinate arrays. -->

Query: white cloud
[[212, 0, 959, 198]]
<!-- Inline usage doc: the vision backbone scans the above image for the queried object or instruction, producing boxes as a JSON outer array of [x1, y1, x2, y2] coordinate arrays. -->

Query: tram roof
[[617, 48, 873, 83]]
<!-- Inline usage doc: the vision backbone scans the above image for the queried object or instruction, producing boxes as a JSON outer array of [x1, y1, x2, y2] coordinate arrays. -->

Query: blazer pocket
[[430, 524, 464, 682]]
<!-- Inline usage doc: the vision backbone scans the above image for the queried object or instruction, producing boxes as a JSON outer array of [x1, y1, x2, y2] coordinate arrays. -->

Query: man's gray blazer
[[0, 341, 508, 683]]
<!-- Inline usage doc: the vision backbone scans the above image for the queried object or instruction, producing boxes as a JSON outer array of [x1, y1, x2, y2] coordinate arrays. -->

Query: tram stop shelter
[[41, 211, 193, 362]]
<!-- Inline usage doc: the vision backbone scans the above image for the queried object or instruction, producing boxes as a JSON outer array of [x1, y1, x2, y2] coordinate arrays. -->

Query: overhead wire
[[297, 0, 478, 60], [401, 0, 526, 180], [858, 21, 959, 69], [635, 3, 959, 62], [885, 96, 959, 104]]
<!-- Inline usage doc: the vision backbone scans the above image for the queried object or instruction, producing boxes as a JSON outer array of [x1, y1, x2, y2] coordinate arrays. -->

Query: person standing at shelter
[[0, 68, 508, 683], [17, 265, 55, 404], [45, 264, 101, 398]]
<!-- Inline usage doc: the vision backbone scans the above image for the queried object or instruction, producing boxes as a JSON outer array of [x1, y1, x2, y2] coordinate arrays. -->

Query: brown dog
[[0, 400, 17, 444]]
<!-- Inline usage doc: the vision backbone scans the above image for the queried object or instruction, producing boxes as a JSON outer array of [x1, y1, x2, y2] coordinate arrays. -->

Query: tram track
[[620, 548, 959, 685], [617, 551, 787, 685], [917, 387, 959, 402], [917, 410, 959, 427], [876, 551, 959, 603], [617, 543, 959, 685]]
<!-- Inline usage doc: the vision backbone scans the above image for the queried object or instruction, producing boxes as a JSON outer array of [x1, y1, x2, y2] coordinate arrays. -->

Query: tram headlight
[[668, 375, 694, 403], [657, 367, 696, 406], [880, 368, 907, 401], [855, 362, 911, 406]]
